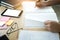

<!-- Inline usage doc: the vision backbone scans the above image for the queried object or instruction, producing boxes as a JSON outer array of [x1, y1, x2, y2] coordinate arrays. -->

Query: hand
[[44, 20, 60, 32], [36, 0, 60, 8]]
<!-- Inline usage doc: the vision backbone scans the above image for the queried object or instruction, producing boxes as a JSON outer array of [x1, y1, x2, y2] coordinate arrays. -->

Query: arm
[[44, 20, 60, 33], [36, 0, 60, 8]]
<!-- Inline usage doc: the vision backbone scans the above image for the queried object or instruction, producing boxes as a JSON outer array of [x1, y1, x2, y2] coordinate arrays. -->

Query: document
[[23, 1, 58, 28], [22, 1, 55, 13], [0, 25, 7, 30], [0, 21, 5, 27], [18, 30, 59, 40], [25, 13, 58, 22], [24, 9, 58, 28], [24, 19, 45, 28]]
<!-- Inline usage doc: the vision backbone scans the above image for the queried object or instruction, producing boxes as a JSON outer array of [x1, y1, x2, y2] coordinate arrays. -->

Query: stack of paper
[[0, 17, 11, 29], [23, 1, 58, 28], [18, 30, 59, 40], [18, 2, 59, 40], [0, 25, 7, 30]]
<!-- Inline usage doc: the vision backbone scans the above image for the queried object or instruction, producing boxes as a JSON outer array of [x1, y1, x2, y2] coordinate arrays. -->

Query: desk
[[0, 3, 60, 40], [0, 6, 24, 40]]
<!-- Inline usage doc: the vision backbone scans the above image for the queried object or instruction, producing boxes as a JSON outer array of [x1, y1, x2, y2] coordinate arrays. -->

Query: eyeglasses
[[6, 22, 23, 36]]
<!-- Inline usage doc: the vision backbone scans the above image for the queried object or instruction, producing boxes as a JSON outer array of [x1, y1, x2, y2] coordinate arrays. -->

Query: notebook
[[0, 25, 7, 30], [0, 17, 11, 27], [1, 9, 23, 18], [18, 30, 59, 40]]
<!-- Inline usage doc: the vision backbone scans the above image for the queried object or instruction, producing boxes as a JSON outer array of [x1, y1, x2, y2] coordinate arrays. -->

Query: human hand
[[36, 0, 60, 8], [44, 20, 60, 32]]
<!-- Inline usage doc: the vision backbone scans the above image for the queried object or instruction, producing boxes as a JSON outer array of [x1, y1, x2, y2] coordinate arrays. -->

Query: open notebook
[[18, 30, 59, 40]]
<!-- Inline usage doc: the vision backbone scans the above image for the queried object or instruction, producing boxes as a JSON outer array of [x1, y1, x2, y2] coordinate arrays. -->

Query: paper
[[0, 17, 11, 26], [23, 2, 58, 28], [22, 1, 35, 12], [6, 20, 14, 26], [25, 13, 58, 22], [0, 17, 10, 22], [24, 19, 45, 28], [3, 9, 22, 17], [22, 1, 55, 13], [18, 30, 59, 40], [0, 25, 7, 30], [0, 21, 5, 27], [24, 9, 58, 28]]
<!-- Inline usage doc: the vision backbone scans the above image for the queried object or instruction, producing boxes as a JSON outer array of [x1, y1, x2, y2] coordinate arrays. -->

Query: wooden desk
[[0, 2, 60, 40], [0, 6, 24, 40]]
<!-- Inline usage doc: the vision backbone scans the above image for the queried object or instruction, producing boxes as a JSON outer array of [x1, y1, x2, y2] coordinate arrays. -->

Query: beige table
[[0, 2, 60, 40], [0, 6, 24, 40]]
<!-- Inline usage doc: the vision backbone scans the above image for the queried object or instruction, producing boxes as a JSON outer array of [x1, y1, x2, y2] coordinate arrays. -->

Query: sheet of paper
[[3, 9, 21, 17], [24, 19, 45, 28], [0, 17, 10, 22], [18, 30, 59, 40], [25, 13, 58, 22], [0, 25, 7, 30], [0, 21, 6, 27], [22, 1, 55, 13]]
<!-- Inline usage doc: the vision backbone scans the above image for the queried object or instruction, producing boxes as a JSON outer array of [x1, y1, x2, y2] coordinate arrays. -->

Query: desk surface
[[0, 3, 60, 40], [0, 6, 24, 40]]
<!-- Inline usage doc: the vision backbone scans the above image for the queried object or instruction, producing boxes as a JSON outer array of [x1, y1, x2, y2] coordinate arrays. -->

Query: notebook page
[[18, 30, 59, 40], [22, 1, 55, 13]]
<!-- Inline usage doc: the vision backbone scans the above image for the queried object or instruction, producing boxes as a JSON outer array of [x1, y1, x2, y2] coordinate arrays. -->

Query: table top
[[0, 2, 60, 40]]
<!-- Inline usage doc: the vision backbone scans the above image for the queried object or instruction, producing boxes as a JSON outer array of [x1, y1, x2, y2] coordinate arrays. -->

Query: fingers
[[36, 0, 40, 2], [44, 20, 52, 25], [44, 20, 52, 31]]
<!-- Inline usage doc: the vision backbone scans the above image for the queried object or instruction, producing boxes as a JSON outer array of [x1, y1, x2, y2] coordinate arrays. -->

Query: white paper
[[0, 21, 5, 27], [3, 9, 21, 17], [24, 19, 45, 28], [18, 30, 59, 40], [23, 1, 58, 28], [25, 13, 58, 22], [22, 1, 36, 12], [22, 1, 55, 13]]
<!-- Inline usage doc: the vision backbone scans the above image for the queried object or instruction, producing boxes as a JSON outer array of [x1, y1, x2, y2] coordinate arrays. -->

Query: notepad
[[6, 20, 14, 26], [18, 30, 59, 40], [0, 17, 11, 27], [0, 21, 5, 27], [0, 17, 10, 22], [1, 9, 23, 18], [0, 25, 7, 30]]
